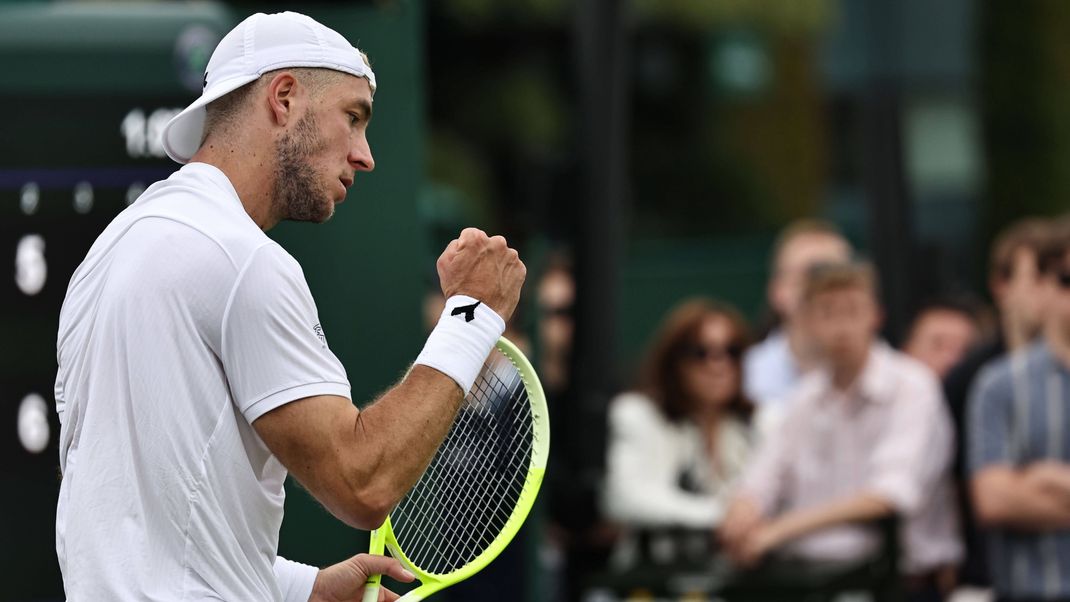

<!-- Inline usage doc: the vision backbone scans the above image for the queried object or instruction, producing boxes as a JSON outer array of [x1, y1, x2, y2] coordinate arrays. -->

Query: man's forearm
[[349, 365, 466, 512], [974, 466, 1070, 530], [764, 492, 894, 547], [1026, 461, 1070, 500]]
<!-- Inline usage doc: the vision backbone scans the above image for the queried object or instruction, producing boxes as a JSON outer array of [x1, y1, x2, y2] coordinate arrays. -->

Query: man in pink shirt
[[721, 260, 961, 599]]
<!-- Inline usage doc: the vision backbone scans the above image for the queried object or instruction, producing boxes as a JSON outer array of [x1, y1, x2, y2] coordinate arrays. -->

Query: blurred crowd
[[535, 216, 1070, 602]]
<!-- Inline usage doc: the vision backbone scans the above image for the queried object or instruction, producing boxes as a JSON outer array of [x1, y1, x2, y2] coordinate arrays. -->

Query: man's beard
[[272, 111, 334, 223]]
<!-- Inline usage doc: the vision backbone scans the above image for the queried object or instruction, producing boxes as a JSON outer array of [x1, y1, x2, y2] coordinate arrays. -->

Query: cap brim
[[161, 73, 261, 164]]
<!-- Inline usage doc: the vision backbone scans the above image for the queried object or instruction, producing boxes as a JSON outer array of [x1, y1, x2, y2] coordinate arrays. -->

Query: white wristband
[[415, 295, 505, 394]]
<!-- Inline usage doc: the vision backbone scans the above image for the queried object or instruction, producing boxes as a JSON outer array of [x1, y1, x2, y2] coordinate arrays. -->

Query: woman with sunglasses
[[603, 298, 755, 566]]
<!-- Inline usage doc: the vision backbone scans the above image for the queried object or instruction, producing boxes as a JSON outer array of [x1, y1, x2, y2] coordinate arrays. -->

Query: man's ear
[[266, 72, 298, 126]]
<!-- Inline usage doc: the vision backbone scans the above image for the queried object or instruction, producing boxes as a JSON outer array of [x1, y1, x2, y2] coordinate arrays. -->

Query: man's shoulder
[[131, 169, 274, 266], [969, 346, 1037, 405], [142, 183, 255, 231], [882, 345, 941, 389], [745, 330, 789, 366], [743, 330, 797, 402]]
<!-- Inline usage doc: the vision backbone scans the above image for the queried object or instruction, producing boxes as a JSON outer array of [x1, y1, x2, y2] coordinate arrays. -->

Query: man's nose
[[350, 135, 375, 172]]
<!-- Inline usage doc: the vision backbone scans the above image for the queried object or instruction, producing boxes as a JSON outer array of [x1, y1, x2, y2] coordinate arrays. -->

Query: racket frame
[[363, 336, 549, 602]]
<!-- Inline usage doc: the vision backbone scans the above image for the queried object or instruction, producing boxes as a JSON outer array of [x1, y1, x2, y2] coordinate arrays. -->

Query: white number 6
[[15, 234, 47, 296]]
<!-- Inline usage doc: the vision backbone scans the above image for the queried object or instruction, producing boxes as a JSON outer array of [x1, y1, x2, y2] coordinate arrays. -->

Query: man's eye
[[348, 113, 360, 125]]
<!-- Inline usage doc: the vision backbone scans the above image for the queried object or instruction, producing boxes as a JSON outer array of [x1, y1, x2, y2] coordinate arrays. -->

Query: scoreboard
[[0, 2, 426, 598]]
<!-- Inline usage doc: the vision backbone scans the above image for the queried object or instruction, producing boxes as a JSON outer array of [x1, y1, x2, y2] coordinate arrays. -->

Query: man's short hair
[[902, 295, 985, 343], [990, 217, 1055, 280], [801, 260, 879, 306], [1038, 214, 1070, 275], [201, 63, 367, 144], [770, 219, 848, 272]]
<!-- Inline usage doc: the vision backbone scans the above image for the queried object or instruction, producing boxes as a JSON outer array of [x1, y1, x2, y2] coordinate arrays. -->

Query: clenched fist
[[436, 228, 527, 322]]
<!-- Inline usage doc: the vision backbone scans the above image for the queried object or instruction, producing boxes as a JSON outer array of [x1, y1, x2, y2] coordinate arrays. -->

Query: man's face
[[1046, 250, 1070, 341], [903, 309, 978, 379], [803, 286, 879, 367], [537, 270, 575, 352], [272, 74, 375, 224], [770, 234, 851, 321], [995, 246, 1048, 331]]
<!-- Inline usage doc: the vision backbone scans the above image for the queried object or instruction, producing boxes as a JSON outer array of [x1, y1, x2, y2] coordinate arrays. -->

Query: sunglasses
[[683, 343, 745, 363], [540, 304, 573, 318], [1058, 271, 1070, 289]]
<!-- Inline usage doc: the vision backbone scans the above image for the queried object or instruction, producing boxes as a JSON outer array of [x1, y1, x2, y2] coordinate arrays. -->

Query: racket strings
[[395, 374, 530, 570], [391, 351, 535, 575], [397, 364, 531, 569]]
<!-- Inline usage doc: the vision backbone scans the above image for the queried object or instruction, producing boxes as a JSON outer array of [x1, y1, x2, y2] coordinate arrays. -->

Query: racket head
[[381, 336, 549, 598]]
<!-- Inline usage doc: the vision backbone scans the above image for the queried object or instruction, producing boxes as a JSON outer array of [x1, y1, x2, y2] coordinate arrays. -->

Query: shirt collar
[[181, 162, 242, 207], [814, 341, 895, 406]]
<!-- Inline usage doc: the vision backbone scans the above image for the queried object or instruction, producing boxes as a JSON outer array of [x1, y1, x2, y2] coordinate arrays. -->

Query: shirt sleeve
[[222, 243, 351, 424], [865, 370, 953, 516], [966, 361, 1016, 475], [274, 556, 318, 602], [737, 400, 803, 515]]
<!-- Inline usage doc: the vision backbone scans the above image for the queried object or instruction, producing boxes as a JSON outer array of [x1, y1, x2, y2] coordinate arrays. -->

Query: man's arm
[[720, 494, 765, 552], [731, 492, 893, 566], [253, 228, 524, 530], [964, 357, 1070, 530], [972, 463, 1070, 530], [1027, 460, 1070, 499], [254, 366, 463, 529]]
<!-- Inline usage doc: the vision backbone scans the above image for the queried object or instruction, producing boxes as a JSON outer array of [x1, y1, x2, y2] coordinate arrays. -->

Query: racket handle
[[363, 526, 386, 602], [362, 574, 382, 602]]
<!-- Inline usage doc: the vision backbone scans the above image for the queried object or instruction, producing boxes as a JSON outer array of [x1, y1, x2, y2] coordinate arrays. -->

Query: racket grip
[[362, 574, 382, 602], [363, 526, 386, 602]]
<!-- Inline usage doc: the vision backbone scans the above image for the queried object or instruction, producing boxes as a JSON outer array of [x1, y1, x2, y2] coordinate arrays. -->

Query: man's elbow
[[333, 460, 401, 530], [350, 472, 404, 529], [328, 482, 394, 530]]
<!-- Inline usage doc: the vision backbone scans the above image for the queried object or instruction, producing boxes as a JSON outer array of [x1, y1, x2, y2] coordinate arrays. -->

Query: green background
[[0, 2, 426, 598]]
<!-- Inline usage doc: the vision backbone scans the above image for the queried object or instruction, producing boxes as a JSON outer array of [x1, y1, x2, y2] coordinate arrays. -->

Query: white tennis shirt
[[54, 163, 350, 600]]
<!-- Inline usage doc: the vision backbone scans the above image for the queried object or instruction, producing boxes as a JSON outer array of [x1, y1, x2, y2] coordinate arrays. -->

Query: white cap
[[161, 11, 377, 164]]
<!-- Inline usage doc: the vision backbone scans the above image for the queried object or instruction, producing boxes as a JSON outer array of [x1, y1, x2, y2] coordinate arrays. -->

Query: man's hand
[[437, 228, 526, 322], [310, 553, 415, 602], [732, 522, 784, 568], [719, 496, 764, 552], [1025, 461, 1070, 501]]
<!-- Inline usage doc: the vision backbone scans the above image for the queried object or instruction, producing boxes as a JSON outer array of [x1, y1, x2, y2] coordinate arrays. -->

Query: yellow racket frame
[[363, 336, 549, 601]]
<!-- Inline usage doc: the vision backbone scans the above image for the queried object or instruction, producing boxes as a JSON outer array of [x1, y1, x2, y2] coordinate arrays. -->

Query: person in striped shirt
[[969, 218, 1070, 602]]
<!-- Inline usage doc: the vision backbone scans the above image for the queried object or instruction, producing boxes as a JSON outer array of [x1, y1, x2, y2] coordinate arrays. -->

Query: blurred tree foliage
[[424, 0, 835, 240], [629, 27, 829, 235], [979, 0, 1070, 237], [631, 0, 832, 33]]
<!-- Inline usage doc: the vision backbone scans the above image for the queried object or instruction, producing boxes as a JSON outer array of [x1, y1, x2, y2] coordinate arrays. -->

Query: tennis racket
[[361, 336, 550, 602]]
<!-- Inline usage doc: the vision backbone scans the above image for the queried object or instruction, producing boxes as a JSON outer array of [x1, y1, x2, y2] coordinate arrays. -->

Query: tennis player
[[53, 12, 525, 601]]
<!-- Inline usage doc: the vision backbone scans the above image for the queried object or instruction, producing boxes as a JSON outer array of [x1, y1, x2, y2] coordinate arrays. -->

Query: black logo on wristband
[[451, 301, 481, 323]]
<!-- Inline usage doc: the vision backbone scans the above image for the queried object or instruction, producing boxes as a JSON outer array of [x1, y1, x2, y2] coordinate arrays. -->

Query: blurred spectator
[[967, 219, 1070, 602], [944, 217, 1056, 588], [537, 253, 575, 395], [603, 298, 753, 567], [722, 261, 961, 601], [902, 299, 983, 379], [534, 252, 616, 602], [744, 220, 852, 408]]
